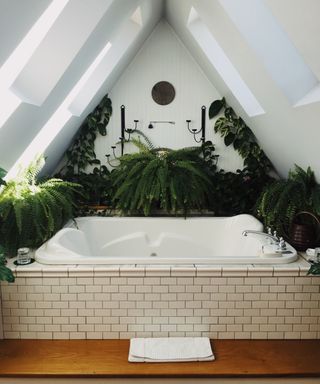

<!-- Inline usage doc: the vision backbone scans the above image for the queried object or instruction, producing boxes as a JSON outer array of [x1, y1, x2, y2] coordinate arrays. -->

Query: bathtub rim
[[34, 215, 298, 265]]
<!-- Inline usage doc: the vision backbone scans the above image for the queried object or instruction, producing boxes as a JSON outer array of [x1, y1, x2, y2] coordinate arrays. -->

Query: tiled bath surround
[[1, 257, 319, 340]]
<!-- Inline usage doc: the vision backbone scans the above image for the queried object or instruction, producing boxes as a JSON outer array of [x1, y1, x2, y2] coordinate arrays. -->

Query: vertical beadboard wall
[[94, 20, 244, 172]]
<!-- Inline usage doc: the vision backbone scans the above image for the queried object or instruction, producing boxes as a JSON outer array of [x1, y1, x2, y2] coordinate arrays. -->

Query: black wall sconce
[[106, 105, 139, 167], [186, 105, 206, 144]]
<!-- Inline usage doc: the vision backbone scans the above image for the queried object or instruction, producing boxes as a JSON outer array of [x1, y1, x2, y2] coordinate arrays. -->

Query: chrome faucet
[[242, 230, 287, 250], [242, 230, 279, 244]]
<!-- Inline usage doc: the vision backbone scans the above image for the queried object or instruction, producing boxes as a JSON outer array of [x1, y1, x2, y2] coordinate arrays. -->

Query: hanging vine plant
[[208, 97, 276, 216], [64, 94, 112, 174], [209, 97, 275, 175], [59, 94, 113, 206]]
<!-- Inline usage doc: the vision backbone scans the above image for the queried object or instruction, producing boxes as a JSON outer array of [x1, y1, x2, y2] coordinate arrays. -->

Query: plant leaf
[[224, 133, 235, 146], [209, 98, 225, 119], [0, 264, 15, 283]]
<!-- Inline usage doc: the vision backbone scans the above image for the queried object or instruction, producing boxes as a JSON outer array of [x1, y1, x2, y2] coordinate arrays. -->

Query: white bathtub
[[35, 215, 298, 265]]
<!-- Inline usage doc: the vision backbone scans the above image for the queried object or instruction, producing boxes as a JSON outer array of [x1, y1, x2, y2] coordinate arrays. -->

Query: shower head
[[148, 123, 154, 129]]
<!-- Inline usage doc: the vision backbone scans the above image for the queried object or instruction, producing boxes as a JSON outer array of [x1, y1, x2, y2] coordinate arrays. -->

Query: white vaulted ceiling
[[1, 0, 320, 179]]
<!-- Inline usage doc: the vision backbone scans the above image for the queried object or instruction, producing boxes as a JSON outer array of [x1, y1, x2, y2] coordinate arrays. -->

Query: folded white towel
[[128, 337, 215, 362]]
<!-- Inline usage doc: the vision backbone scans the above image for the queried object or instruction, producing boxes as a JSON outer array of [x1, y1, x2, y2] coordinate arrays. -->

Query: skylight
[[0, 0, 69, 130], [187, 8, 265, 117], [219, 0, 320, 106], [0, 0, 69, 91], [68, 8, 142, 116], [5, 41, 112, 181], [10, 0, 113, 107], [66, 42, 112, 110]]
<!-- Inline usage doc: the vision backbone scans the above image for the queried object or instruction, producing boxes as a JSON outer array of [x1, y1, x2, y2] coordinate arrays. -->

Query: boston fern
[[111, 143, 216, 216], [0, 156, 80, 256], [256, 165, 320, 235]]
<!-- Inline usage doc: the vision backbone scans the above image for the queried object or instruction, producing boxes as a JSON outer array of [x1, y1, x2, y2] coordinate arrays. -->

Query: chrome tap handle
[[273, 230, 279, 243], [279, 237, 286, 250]]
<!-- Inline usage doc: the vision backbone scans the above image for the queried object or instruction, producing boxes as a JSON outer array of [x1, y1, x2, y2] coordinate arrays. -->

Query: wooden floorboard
[[0, 340, 319, 378]]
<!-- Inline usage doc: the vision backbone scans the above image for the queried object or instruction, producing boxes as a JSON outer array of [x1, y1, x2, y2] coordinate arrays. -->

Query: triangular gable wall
[[1, 0, 320, 179]]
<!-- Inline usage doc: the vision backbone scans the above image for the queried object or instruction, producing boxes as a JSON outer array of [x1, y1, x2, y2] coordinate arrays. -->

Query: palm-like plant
[[256, 165, 320, 235], [111, 143, 216, 216], [0, 156, 80, 255]]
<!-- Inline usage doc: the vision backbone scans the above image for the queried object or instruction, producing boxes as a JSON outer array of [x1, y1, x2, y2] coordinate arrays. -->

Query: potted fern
[[256, 165, 320, 250], [111, 142, 217, 216], [0, 156, 80, 256]]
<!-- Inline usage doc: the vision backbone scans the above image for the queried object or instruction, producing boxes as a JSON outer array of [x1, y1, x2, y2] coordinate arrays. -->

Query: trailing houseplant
[[208, 97, 275, 215], [64, 94, 112, 173], [0, 168, 15, 282], [0, 156, 80, 256], [209, 97, 274, 174], [111, 141, 217, 216], [59, 94, 112, 206]]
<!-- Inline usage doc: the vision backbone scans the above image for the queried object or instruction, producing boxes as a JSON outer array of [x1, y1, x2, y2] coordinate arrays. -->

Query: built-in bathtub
[[35, 215, 297, 265]]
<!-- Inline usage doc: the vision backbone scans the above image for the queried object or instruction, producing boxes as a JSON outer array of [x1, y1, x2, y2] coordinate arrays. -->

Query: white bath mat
[[128, 337, 215, 362]]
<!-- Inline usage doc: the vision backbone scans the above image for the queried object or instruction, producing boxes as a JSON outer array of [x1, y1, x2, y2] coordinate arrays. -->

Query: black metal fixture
[[148, 121, 175, 129], [186, 105, 206, 143], [106, 105, 139, 167], [120, 105, 139, 154]]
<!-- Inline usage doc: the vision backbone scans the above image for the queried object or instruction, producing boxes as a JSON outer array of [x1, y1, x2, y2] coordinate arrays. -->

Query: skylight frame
[[187, 7, 265, 117], [219, 0, 320, 107], [0, 0, 69, 130]]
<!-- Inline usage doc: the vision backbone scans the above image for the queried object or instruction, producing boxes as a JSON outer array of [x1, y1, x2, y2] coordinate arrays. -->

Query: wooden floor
[[0, 340, 319, 378]]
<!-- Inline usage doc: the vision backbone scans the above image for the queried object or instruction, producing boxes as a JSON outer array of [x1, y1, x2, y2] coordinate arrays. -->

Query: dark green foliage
[[256, 165, 320, 236], [207, 97, 275, 216], [209, 98, 274, 174], [0, 156, 80, 256], [0, 245, 14, 283], [210, 169, 273, 216], [64, 94, 112, 174], [63, 165, 112, 206], [208, 97, 226, 119], [60, 94, 112, 205], [111, 143, 217, 216], [0, 167, 6, 187], [308, 262, 320, 275]]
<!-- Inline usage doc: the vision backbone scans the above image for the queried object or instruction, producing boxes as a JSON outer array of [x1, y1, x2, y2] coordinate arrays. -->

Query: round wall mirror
[[151, 81, 175, 105]]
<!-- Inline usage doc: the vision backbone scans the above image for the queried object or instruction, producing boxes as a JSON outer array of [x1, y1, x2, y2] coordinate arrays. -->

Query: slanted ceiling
[[1, 0, 320, 179]]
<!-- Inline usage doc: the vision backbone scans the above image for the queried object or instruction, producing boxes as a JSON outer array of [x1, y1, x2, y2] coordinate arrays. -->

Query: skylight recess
[[10, 0, 113, 107], [5, 41, 112, 181], [219, 0, 320, 106], [68, 8, 142, 116], [187, 8, 264, 117], [0, 0, 69, 130], [6, 5, 141, 179], [0, 0, 69, 91]]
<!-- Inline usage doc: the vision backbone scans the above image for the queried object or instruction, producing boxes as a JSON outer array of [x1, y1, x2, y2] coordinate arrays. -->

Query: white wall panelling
[[97, 20, 243, 173]]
